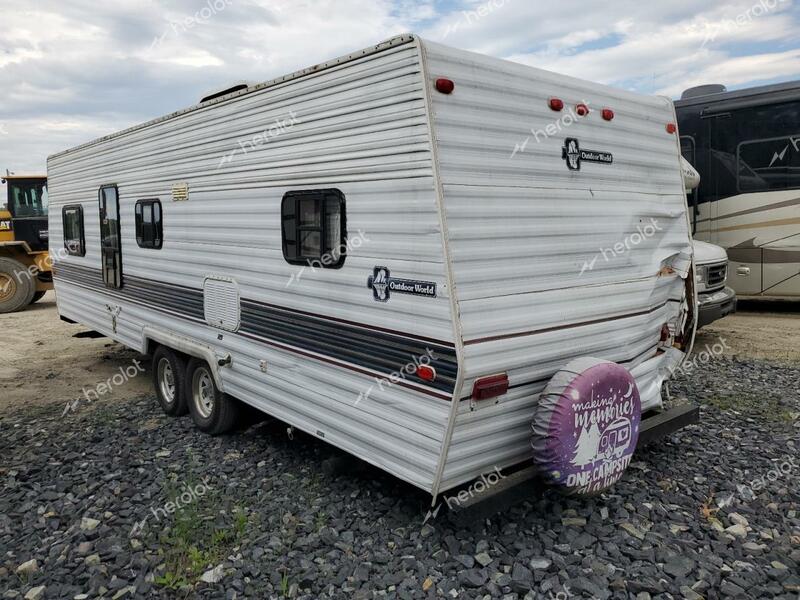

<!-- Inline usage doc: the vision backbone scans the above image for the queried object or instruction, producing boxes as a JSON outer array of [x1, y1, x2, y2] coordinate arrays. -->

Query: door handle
[[736, 267, 751, 276]]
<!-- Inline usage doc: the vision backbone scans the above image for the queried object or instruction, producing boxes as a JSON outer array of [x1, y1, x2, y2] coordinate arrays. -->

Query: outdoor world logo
[[367, 267, 437, 302], [370, 267, 390, 302], [563, 138, 581, 170], [561, 137, 614, 171]]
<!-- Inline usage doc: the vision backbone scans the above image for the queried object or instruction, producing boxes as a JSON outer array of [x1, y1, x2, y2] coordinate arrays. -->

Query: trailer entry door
[[99, 185, 123, 289]]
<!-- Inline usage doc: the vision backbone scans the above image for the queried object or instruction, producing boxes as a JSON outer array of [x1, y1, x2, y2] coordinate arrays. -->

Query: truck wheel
[[152, 346, 188, 416], [30, 291, 47, 305], [186, 358, 240, 435], [0, 258, 36, 314]]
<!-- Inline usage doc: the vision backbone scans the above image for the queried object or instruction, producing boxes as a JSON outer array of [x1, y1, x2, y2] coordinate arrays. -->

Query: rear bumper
[[638, 403, 700, 446], [697, 286, 737, 328], [444, 404, 700, 522]]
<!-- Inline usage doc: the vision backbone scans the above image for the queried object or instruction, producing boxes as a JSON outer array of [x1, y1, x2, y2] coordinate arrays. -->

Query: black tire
[[30, 291, 47, 305], [152, 346, 188, 417], [0, 258, 36, 314], [185, 358, 240, 435]]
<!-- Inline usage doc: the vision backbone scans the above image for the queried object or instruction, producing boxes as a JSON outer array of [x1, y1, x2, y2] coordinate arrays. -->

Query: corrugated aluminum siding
[[49, 37, 456, 492], [421, 39, 693, 491]]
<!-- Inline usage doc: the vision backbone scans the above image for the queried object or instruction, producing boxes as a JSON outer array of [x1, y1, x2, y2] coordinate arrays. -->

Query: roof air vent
[[200, 82, 250, 104]]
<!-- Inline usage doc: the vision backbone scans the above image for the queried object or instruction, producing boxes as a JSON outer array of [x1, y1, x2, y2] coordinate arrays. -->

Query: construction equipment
[[0, 172, 53, 313]]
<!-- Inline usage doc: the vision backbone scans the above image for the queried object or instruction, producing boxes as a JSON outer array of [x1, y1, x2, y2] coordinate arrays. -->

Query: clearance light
[[416, 365, 437, 382], [666, 123, 677, 134], [549, 98, 565, 111], [602, 108, 615, 121], [576, 103, 590, 117], [472, 374, 509, 401], [435, 78, 455, 94]]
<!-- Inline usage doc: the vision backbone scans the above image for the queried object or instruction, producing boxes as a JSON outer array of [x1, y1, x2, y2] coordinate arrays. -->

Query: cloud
[[0, 0, 798, 198]]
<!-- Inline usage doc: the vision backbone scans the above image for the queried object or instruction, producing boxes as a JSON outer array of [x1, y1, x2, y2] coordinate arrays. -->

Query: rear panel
[[421, 39, 694, 491]]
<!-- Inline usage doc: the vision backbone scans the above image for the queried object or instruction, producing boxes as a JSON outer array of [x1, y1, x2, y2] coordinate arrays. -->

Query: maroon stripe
[[241, 298, 455, 350], [237, 330, 453, 401], [57, 276, 453, 402], [464, 302, 670, 346]]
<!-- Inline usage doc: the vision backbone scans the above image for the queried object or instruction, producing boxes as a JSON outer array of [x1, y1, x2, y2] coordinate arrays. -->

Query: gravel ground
[[2, 353, 799, 600]]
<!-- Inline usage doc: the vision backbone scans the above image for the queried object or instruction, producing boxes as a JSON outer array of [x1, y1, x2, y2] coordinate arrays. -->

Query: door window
[[99, 185, 123, 288]]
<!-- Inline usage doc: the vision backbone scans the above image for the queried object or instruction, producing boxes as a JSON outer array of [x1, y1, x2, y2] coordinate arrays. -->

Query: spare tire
[[531, 357, 641, 496]]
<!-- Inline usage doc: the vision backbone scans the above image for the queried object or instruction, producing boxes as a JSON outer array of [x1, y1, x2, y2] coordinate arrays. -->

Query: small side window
[[62, 205, 85, 256], [281, 189, 346, 267], [135, 199, 163, 249]]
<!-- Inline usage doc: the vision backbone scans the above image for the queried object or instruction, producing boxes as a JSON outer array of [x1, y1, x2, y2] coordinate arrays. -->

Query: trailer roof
[[49, 34, 417, 161]]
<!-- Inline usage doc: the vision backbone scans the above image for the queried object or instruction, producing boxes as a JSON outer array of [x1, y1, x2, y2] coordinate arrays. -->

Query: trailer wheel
[[0, 258, 36, 314], [152, 346, 188, 417], [30, 291, 47, 305], [186, 358, 240, 435]]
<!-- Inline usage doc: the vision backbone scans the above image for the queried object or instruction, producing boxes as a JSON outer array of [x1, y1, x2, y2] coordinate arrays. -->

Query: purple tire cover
[[531, 357, 641, 496]]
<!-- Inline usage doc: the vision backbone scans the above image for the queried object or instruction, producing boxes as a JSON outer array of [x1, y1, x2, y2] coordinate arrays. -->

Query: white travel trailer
[[49, 34, 699, 501]]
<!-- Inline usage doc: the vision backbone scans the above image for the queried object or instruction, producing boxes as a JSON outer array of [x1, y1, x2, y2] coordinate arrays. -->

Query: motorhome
[[49, 35, 699, 501], [676, 81, 800, 300]]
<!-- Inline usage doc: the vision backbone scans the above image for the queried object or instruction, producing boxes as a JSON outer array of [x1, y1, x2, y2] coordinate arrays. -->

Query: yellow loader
[[0, 174, 53, 313]]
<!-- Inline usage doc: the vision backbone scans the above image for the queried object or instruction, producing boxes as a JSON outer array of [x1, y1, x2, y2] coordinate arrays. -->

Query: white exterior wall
[[420, 40, 694, 491], [48, 37, 457, 493]]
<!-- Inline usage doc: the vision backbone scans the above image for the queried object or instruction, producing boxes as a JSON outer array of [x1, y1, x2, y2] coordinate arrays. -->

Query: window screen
[[135, 199, 163, 249], [62, 205, 85, 256], [281, 189, 346, 267]]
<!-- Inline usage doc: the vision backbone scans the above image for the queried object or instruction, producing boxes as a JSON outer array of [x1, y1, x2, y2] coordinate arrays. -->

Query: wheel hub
[[158, 358, 175, 404], [0, 274, 16, 302], [194, 369, 214, 418]]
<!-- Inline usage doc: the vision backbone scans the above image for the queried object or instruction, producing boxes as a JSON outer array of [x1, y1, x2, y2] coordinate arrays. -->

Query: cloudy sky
[[1, 0, 799, 198]]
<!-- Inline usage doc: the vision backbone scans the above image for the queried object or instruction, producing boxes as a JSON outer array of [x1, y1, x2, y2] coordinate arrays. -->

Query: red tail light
[[416, 365, 437, 382], [666, 123, 677, 134], [576, 103, 590, 117], [435, 78, 455, 94], [602, 108, 615, 121], [472, 374, 509, 401], [549, 98, 564, 111]]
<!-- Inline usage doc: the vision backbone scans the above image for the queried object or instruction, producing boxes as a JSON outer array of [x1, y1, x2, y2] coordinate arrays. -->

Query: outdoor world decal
[[367, 267, 437, 302], [562, 138, 614, 171]]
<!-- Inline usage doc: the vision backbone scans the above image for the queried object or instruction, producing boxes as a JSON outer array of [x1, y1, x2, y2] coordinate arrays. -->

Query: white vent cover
[[203, 276, 240, 332]]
